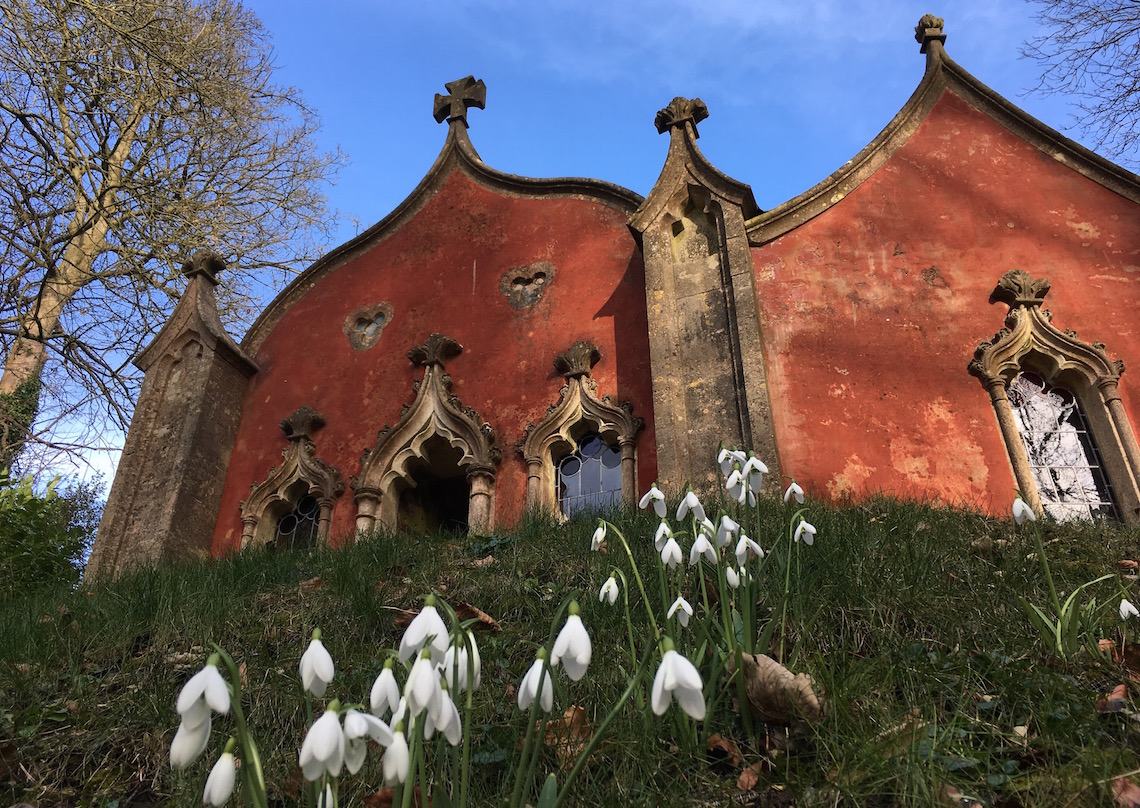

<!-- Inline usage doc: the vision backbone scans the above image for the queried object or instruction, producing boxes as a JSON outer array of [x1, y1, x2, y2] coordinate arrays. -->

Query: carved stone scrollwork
[[654, 97, 709, 136], [240, 406, 345, 548], [522, 343, 644, 515], [354, 337, 499, 535], [968, 269, 1140, 524]]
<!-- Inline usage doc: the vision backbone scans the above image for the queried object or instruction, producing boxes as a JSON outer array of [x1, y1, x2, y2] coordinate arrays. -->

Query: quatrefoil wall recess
[[500, 262, 555, 310], [343, 302, 394, 351]]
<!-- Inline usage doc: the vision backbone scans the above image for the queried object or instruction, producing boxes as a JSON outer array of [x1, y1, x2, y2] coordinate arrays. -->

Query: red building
[[89, 16, 1140, 575]]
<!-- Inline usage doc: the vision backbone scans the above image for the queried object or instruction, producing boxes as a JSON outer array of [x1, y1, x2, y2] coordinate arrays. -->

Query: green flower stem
[[614, 569, 638, 667], [1030, 519, 1061, 615], [401, 717, 426, 808], [606, 522, 661, 642], [212, 646, 267, 808], [550, 642, 655, 808]]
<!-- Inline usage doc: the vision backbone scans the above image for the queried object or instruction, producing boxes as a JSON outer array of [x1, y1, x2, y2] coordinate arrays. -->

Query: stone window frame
[[353, 333, 500, 535], [969, 270, 1140, 524], [240, 406, 346, 548], [521, 341, 643, 518]]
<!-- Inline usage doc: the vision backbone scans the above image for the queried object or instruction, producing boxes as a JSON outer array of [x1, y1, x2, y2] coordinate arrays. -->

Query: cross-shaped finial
[[433, 76, 486, 129]]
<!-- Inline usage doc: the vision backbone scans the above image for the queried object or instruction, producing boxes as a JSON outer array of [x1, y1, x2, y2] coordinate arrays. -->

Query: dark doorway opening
[[397, 435, 469, 534]]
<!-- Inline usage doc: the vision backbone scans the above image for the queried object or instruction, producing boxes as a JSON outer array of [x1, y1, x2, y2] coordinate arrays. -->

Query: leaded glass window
[[1007, 372, 1119, 521], [557, 433, 622, 517], [275, 494, 320, 549]]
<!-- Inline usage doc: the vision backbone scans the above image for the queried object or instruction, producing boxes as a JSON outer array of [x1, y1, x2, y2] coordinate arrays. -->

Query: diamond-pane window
[[1007, 372, 1119, 521]]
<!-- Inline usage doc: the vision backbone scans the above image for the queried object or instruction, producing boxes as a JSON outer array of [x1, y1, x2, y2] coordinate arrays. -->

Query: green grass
[[1, 497, 1138, 807]]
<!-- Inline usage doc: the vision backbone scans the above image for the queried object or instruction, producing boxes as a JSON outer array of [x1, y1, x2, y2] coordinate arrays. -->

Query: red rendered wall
[[752, 90, 1140, 516], [211, 169, 656, 552]]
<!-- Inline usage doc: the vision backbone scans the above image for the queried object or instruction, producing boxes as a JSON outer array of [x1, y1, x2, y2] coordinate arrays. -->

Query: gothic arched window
[[557, 433, 623, 517], [1007, 372, 1119, 521]]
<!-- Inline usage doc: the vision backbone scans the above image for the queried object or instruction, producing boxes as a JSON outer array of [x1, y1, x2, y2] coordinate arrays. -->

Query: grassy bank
[[1, 496, 1138, 806]]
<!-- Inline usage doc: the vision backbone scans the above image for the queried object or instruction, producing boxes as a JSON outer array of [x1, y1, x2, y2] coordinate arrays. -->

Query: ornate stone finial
[[914, 14, 946, 53], [433, 76, 486, 129], [654, 97, 709, 137], [280, 406, 326, 443], [990, 269, 1052, 309], [553, 340, 602, 379], [408, 333, 463, 368], [182, 249, 225, 282]]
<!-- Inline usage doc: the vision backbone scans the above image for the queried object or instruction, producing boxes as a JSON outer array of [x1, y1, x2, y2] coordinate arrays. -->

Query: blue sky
[[74, 1, 1098, 486], [246, 1, 1087, 248]]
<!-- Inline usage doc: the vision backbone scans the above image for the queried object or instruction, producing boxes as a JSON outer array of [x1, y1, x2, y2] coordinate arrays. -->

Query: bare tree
[[0, 0, 343, 470], [1024, 0, 1140, 165]]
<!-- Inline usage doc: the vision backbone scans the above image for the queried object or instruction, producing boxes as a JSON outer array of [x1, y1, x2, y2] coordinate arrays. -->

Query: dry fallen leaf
[[727, 653, 824, 724], [737, 761, 766, 791], [706, 733, 742, 768], [1118, 560, 1139, 573], [363, 786, 426, 807], [470, 555, 494, 568], [544, 705, 592, 766], [298, 576, 323, 594], [1114, 777, 1140, 808], [454, 602, 502, 631], [939, 783, 983, 807]]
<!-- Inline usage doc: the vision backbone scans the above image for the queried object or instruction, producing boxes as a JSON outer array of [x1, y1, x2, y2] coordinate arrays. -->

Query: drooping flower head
[[300, 628, 335, 697], [425, 682, 462, 746], [651, 638, 706, 720], [383, 723, 410, 785], [519, 648, 554, 712], [726, 567, 740, 589], [202, 739, 237, 807], [725, 469, 746, 504], [638, 483, 667, 519], [716, 515, 740, 549], [667, 595, 694, 628], [171, 654, 230, 770], [784, 481, 805, 505], [404, 648, 443, 720], [398, 594, 450, 665], [599, 575, 619, 605], [743, 455, 768, 493], [689, 532, 717, 567], [343, 709, 394, 775], [370, 658, 401, 718], [551, 601, 592, 681], [660, 537, 683, 570], [735, 534, 763, 567], [441, 631, 481, 693], [676, 490, 706, 523], [654, 520, 674, 551], [794, 518, 817, 546], [1012, 497, 1036, 526], [591, 521, 607, 551], [1121, 599, 1139, 621], [299, 700, 346, 781]]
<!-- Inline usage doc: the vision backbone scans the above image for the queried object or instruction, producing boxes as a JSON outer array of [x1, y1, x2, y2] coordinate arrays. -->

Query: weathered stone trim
[[521, 341, 643, 516], [240, 406, 346, 548], [969, 269, 1140, 523]]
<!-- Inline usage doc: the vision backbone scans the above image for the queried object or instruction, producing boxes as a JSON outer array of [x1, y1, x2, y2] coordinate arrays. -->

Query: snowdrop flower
[[654, 520, 673, 551], [202, 741, 236, 806], [176, 656, 231, 730], [718, 447, 747, 476], [794, 519, 817, 546], [639, 483, 667, 519], [725, 469, 746, 504], [735, 535, 764, 566], [1012, 497, 1036, 526], [737, 566, 752, 585], [170, 714, 212, 770], [299, 701, 346, 781], [660, 537, 683, 569], [689, 532, 717, 567], [299, 628, 335, 697], [404, 649, 443, 720], [370, 659, 401, 718], [676, 490, 706, 523], [599, 575, 619, 605], [743, 455, 768, 493], [784, 481, 805, 505], [441, 631, 481, 693], [383, 724, 410, 785], [667, 596, 694, 628], [316, 785, 335, 808], [398, 595, 450, 664], [343, 709, 393, 775], [716, 515, 739, 548], [726, 566, 740, 589], [551, 602, 592, 681], [651, 639, 706, 720], [591, 521, 607, 551], [1121, 599, 1139, 621], [518, 649, 554, 712], [424, 684, 462, 746]]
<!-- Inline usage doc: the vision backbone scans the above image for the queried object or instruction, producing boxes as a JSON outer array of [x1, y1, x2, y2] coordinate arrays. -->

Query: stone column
[[467, 466, 496, 534]]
